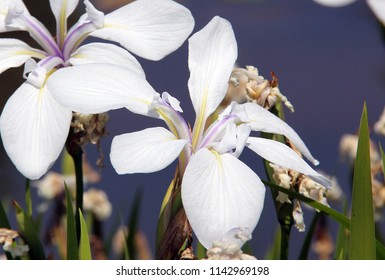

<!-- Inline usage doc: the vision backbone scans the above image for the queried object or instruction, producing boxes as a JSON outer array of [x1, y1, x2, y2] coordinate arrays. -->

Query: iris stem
[[72, 150, 84, 243], [66, 125, 84, 244]]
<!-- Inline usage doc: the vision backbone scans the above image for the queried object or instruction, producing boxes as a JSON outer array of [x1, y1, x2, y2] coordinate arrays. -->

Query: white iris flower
[[0, 0, 194, 179], [47, 17, 330, 249]]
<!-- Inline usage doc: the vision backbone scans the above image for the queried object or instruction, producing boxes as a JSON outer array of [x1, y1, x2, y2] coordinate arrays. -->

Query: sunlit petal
[[246, 137, 331, 188], [47, 63, 156, 115], [235, 102, 319, 165], [182, 148, 265, 249], [189, 16, 237, 147], [89, 0, 194, 60], [69, 42, 145, 77], [110, 127, 188, 174], [0, 38, 46, 74], [0, 82, 72, 179]]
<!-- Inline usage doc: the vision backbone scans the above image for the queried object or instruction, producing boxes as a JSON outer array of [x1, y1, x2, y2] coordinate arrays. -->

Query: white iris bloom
[[47, 16, 330, 249], [0, 0, 194, 179]]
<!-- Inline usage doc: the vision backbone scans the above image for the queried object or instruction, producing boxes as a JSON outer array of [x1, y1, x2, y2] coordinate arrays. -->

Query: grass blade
[[264, 227, 281, 260], [25, 179, 32, 217], [380, 144, 385, 178], [126, 190, 142, 260], [13, 201, 45, 259], [78, 209, 92, 260], [0, 201, 11, 229], [298, 212, 321, 260], [262, 179, 385, 259], [334, 199, 349, 260], [348, 104, 376, 260], [65, 185, 78, 260]]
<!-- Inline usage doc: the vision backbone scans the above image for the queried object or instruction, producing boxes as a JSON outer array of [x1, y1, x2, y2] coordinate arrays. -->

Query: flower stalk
[[65, 126, 84, 243]]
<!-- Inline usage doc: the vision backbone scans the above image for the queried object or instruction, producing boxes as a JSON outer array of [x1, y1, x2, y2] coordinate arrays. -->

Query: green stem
[[66, 125, 84, 244], [25, 179, 32, 217], [280, 224, 291, 260], [72, 151, 84, 243], [277, 202, 293, 260]]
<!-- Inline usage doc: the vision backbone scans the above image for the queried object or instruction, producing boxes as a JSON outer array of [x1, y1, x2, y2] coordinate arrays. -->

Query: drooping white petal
[[49, 0, 79, 46], [47, 63, 156, 115], [189, 16, 237, 147], [0, 0, 30, 32], [313, 0, 356, 8], [235, 102, 319, 165], [0, 38, 46, 74], [89, 0, 194, 60], [367, 0, 385, 25], [246, 137, 331, 188], [181, 148, 265, 249], [0, 82, 72, 180], [69, 43, 145, 77], [110, 127, 188, 174]]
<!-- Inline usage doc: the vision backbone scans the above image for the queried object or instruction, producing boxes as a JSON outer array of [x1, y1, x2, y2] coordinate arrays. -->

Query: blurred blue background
[[1, 0, 385, 259]]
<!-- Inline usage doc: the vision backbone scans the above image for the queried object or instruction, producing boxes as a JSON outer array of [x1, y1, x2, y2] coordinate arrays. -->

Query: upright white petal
[[0, 82, 72, 180], [367, 0, 385, 25], [235, 103, 319, 165], [110, 127, 188, 174], [89, 0, 194, 60], [49, 0, 79, 46], [182, 148, 265, 249], [49, 0, 78, 20], [0, 38, 46, 74], [189, 17, 237, 147], [47, 63, 156, 115], [246, 137, 331, 188], [69, 43, 145, 77], [313, 0, 356, 8], [0, 0, 30, 32]]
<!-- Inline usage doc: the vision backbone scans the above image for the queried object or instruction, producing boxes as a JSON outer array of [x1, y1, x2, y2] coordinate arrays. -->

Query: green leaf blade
[[13, 201, 45, 260], [65, 185, 78, 260], [348, 104, 376, 260], [78, 209, 92, 260]]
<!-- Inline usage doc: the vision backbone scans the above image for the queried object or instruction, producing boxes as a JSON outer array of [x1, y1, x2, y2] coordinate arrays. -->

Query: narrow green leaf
[[298, 212, 321, 260], [380, 144, 385, 178], [263, 180, 349, 226], [0, 201, 11, 229], [348, 104, 376, 260], [61, 149, 75, 175], [196, 241, 207, 260], [263, 180, 385, 259], [126, 190, 142, 260], [25, 179, 32, 217], [78, 209, 92, 260], [0, 202, 12, 260], [264, 227, 281, 260], [65, 185, 78, 260], [13, 201, 45, 259], [334, 199, 349, 260]]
